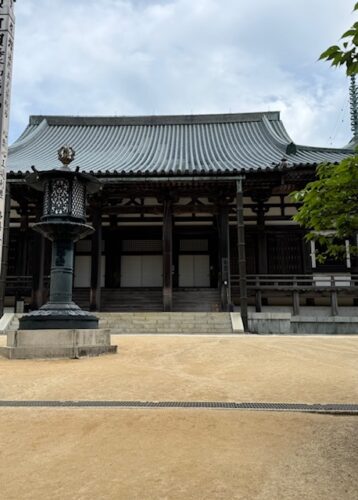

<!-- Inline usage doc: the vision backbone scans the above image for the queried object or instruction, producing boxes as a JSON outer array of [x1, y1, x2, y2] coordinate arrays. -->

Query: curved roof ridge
[[260, 115, 291, 152], [28, 111, 281, 127], [10, 118, 49, 153], [292, 143, 354, 154]]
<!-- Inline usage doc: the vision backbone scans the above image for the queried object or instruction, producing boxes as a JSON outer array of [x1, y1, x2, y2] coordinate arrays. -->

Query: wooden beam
[[101, 204, 217, 215]]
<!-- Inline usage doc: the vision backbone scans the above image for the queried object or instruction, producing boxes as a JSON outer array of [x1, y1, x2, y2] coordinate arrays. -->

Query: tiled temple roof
[[8, 112, 353, 176]]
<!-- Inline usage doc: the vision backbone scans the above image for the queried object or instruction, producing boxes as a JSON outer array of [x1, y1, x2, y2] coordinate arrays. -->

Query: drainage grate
[[0, 400, 357, 413]]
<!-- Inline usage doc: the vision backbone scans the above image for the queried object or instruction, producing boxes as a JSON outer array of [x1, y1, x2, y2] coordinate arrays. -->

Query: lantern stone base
[[19, 307, 99, 330], [0, 329, 117, 359]]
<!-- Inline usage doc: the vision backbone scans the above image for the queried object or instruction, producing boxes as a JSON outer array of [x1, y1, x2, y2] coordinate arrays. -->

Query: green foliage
[[291, 156, 358, 261], [295, 3, 358, 262], [319, 3, 358, 75]]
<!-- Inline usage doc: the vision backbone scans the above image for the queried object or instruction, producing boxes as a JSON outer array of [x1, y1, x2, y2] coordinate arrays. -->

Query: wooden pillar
[[236, 179, 248, 330], [162, 199, 173, 311], [330, 276, 339, 316], [30, 232, 45, 310], [255, 201, 268, 312], [293, 276, 300, 316], [90, 208, 102, 311], [352, 233, 358, 274], [256, 202, 268, 274], [18, 202, 29, 276], [0, 183, 11, 316], [255, 276, 262, 313], [252, 192, 270, 312], [218, 203, 231, 311], [105, 215, 120, 288]]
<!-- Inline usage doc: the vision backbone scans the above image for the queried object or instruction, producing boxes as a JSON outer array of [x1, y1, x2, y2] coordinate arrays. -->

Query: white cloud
[[9, 0, 354, 147]]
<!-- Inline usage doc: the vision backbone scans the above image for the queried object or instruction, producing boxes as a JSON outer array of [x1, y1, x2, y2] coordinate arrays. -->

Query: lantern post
[[19, 146, 100, 330]]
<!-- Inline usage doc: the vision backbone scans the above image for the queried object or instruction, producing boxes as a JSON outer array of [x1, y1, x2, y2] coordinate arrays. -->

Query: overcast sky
[[9, 0, 355, 147]]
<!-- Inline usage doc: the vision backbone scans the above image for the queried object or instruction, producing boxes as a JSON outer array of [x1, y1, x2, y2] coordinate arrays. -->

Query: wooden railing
[[5, 276, 32, 296], [4, 274, 358, 316], [5, 276, 50, 297], [231, 274, 358, 315]]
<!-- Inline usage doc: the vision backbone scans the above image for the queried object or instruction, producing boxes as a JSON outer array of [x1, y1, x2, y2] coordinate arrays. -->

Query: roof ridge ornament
[[58, 145, 75, 168], [286, 142, 297, 155]]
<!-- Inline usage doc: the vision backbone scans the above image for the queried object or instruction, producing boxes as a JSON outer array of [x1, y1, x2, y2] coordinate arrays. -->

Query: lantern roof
[[25, 145, 101, 193]]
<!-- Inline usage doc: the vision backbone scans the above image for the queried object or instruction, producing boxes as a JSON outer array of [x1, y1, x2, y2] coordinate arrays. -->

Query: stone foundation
[[248, 312, 358, 335], [0, 329, 117, 359]]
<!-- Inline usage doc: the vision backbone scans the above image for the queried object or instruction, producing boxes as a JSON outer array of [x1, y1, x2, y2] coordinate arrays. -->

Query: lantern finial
[[58, 145, 75, 167]]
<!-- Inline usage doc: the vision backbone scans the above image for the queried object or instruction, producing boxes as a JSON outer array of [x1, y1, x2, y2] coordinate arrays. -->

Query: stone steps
[[173, 288, 221, 312], [72, 287, 221, 312], [6, 315, 19, 331], [7, 312, 235, 335], [101, 289, 163, 312], [97, 312, 233, 334]]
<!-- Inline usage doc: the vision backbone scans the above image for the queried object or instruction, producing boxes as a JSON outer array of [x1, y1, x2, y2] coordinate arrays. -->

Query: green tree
[[292, 3, 358, 261], [319, 2, 358, 75], [292, 158, 358, 261]]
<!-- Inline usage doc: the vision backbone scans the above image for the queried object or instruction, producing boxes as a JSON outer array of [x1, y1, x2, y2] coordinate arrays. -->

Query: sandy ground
[[0, 410, 357, 500], [0, 335, 357, 402], [0, 335, 357, 499]]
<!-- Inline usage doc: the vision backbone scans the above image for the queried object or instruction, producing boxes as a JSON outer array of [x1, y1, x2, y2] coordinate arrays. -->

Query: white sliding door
[[74, 256, 105, 287], [179, 255, 210, 287], [121, 255, 163, 287]]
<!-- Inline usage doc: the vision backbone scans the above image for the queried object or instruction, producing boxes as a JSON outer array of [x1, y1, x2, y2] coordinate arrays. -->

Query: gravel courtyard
[[0, 334, 357, 499]]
